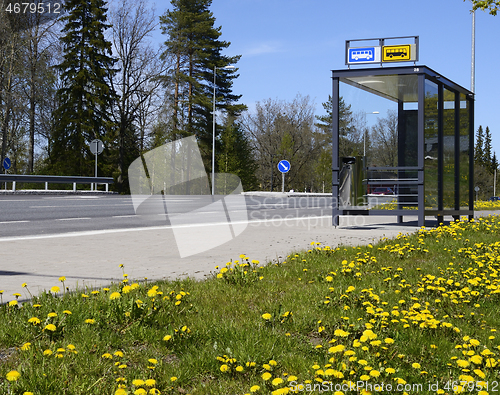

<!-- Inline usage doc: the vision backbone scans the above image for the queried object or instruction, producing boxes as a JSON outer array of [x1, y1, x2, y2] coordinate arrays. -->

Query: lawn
[[1, 215, 500, 394]]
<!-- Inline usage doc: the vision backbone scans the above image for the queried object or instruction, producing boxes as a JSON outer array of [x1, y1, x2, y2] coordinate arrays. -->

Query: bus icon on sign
[[386, 48, 407, 58], [348, 47, 375, 63], [382, 45, 411, 62], [352, 49, 373, 60]]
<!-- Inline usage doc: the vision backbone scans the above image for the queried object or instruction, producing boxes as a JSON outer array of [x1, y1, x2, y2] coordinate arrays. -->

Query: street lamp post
[[212, 65, 235, 195], [364, 111, 379, 157]]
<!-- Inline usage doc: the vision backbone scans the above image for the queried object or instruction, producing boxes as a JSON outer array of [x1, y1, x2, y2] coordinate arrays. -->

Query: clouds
[[241, 41, 284, 57]]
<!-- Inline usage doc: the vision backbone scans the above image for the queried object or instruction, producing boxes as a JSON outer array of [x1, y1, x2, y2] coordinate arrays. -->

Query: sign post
[[2, 157, 11, 190], [277, 160, 290, 193], [90, 139, 104, 191]]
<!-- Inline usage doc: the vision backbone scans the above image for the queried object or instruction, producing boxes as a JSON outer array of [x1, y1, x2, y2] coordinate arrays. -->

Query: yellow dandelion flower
[[262, 313, 272, 320], [262, 372, 272, 381], [28, 317, 40, 325], [110, 292, 121, 300], [250, 385, 260, 392], [456, 359, 470, 368], [44, 324, 56, 332], [6, 370, 21, 382]]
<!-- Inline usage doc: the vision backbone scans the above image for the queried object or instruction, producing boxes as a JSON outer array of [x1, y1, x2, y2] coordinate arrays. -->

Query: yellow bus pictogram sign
[[382, 45, 411, 62]]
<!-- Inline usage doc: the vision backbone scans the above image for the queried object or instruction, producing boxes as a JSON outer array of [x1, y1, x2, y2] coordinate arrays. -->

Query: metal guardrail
[[0, 174, 114, 192]]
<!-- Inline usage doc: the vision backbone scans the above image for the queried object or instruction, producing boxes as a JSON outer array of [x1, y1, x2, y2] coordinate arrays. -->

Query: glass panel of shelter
[[338, 74, 419, 210]]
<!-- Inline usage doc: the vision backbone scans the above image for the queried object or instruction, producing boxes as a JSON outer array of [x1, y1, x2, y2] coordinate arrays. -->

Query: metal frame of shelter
[[331, 65, 474, 227]]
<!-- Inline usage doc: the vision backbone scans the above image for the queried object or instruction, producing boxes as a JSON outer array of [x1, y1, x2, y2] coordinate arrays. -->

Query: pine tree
[[484, 126, 493, 169], [217, 116, 257, 191], [474, 125, 484, 167], [50, 0, 117, 176], [159, 0, 245, 171], [492, 151, 499, 174]]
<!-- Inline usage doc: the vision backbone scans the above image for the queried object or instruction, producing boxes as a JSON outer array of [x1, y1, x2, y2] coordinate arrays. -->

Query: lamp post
[[212, 65, 235, 195], [364, 111, 379, 157]]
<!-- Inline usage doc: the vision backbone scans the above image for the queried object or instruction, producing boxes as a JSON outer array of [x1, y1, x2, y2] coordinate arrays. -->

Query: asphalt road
[[0, 194, 333, 238]]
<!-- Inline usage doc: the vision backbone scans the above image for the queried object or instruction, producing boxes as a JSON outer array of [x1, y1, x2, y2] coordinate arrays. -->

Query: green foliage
[[467, 0, 500, 15], [159, 0, 245, 162], [217, 117, 258, 191], [49, 0, 117, 176], [3, 217, 500, 393]]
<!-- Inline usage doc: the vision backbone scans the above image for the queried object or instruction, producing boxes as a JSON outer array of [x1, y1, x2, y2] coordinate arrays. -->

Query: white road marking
[[56, 217, 92, 221], [0, 215, 333, 242]]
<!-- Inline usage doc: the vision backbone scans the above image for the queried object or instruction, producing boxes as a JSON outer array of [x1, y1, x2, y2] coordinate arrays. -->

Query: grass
[[2, 215, 500, 394], [372, 199, 500, 211]]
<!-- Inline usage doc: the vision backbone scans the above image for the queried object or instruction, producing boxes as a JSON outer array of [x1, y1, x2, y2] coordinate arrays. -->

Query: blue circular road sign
[[277, 160, 290, 173], [2, 157, 11, 170]]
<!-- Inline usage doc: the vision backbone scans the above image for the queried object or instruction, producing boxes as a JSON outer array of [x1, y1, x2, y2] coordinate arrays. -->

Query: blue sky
[[154, 0, 500, 158]]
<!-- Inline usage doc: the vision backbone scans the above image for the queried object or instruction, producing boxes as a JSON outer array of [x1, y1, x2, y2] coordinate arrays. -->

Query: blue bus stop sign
[[277, 160, 290, 173], [2, 157, 11, 170]]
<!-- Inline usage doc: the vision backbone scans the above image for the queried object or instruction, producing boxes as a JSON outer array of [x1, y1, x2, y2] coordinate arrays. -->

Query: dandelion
[[163, 335, 172, 341], [411, 363, 421, 369], [132, 379, 145, 387], [43, 349, 53, 356], [170, 377, 177, 382], [220, 364, 230, 372], [50, 286, 60, 294], [262, 372, 272, 381], [134, 389, 146, 395], [144, 379, 156, 387], [262, 313, 272, 320], [85, 319, 96, 324], [102, 353, 113, 359], [250, 385, 261, 392], [456, 359, 470, 368], [122, 285, 132, 294], [6, 370, 21, 381], [110, 292, 121, 300], [44, 324, 56, 332], [20, 342, 31, 351], [28, 317, 41, 325]]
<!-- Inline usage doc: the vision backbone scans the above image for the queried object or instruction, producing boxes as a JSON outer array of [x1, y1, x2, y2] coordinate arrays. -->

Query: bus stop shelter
[[332, 65, 474, 227]]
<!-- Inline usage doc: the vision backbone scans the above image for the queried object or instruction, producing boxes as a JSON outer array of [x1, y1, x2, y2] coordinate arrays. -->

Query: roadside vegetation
[[2, 215, 500, 394]]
